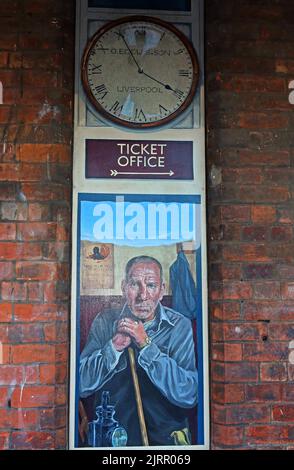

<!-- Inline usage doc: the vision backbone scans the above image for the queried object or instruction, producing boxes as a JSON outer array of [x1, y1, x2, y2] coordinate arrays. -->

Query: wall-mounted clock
[[81, 15, 199, 130]]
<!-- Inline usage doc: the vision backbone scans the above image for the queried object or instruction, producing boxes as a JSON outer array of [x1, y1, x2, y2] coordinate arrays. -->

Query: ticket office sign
[[85, 139, 194, 180]]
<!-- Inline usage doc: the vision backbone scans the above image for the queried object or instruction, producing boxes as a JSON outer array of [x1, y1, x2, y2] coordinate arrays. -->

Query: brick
[[271, 226, 293, 242], [20, 183, 66, 201], [212, 343, 242, 362], [40, 407, 66, 430], [0, 304, 12, 322], [221, 149, 290, 168], [223, 168, 262, 184], [268, 324, 294, 341], [242, 226, 267, 242], [0, 365, 37, 385], [272, 405, 294, 422], [11, 431, 55, 450], [225, 363, 259, 382], [8, 324, 44, 343], [0, 222, 16, 240], [223, 244, 270, 262], [0, 262, 14, 280], [243, 263, 276, 279], [279, 265, 294, 279], [11, 386, 55, 408], [0, 409, 39, 429], [14, 304, 62, 322], [16, 262, 58, 281], [226, 405, 269, 424], [245, 425, 293, 444], [281, 283, 294, 299], [222, 185, 289, 204], [0, 432, 9, 450], [11, 344, 55, 364], [224, 322, 268, 342], [27, 282, 43, 302], [260, 362, 288, 382], [1, 202, 28, 221], [246, 384, 283, 402], [283, 384, 294, 401], [253, 281, 280, 299], [243, 343, 288, 362], [252, 206, 276, 224], [223, 281, 252, 300], [221, 205, 251, 222], [28, 203, 50, 221], [17, 222, 57, 241], [1, 282, 27, 301], [210, 263, 241, 281], [0, 242, 42, 260], [39, 365, 56, 384], [213, 424, 244, 446], [243, 301, 294, 321]]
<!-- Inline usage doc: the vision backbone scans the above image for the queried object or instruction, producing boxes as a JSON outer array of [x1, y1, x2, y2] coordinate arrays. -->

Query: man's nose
[[137, 283, 147, 300]]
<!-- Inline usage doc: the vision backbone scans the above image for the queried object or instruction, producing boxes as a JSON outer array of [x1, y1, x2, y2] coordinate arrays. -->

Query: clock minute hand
[[118, 32, 142, 71], [140, 69, 174, 91]]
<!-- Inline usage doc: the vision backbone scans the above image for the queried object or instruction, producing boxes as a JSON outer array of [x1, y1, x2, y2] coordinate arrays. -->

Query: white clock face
[[82, 16, 199, 129]]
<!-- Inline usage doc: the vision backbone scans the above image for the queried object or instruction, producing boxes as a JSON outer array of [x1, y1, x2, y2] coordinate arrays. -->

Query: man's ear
[[159, 282, 166, 301]]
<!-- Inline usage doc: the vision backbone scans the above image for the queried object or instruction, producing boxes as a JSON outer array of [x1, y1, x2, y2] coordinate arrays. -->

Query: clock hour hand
[[117, 32, 142, 71], [139, 69, 174, 91]]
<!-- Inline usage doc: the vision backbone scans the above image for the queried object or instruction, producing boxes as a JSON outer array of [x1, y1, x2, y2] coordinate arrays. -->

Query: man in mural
[[79, 255, 198, 446]]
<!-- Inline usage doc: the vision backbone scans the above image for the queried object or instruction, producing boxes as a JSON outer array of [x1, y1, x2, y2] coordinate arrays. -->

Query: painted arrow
[[110, 170, 175, 177]]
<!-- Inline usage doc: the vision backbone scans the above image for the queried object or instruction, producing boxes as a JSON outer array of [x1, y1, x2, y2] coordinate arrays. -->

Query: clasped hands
[[112, 317, 148, 351]]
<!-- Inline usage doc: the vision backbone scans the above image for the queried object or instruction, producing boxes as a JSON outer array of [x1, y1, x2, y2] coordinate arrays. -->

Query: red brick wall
[[0, 0, 74, 449], [206, 1, 294, 449], [1, 0, 294, 451]]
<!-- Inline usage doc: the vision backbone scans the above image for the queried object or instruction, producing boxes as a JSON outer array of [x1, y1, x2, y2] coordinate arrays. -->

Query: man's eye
[[147, 283, 157, 289]]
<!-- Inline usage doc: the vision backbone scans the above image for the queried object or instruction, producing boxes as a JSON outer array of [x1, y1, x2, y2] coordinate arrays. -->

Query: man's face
[[122, 261, 165, 322]]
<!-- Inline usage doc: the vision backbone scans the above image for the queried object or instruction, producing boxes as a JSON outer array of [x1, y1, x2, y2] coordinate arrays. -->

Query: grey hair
[[125, 256, 163, 283]]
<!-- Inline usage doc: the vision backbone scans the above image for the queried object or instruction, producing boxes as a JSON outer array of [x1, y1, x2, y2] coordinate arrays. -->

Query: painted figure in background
[[79, 255, 198, 446]]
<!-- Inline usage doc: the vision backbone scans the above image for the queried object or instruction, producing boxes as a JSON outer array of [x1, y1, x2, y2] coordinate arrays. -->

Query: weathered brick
[[0, 432, 9, 450], [242, 263, 276, 280], [272, 405, 294, 422], [260, 363, 288, 382], [246, 384, 283, 402], [16, 262, 58, 281], [253, 281, 281, 299], [243, 343, 288, 362], [11, 431, 55, 450], [213, 424, 244, 446], [11, 386, 55, 408], [11, 344, 55, 364], [0, 261, 14, 280], [251, 206, 277, 224], [14, 304, 62, 322], [245, 425, 293, 444], [0, 409, 39, 429], [0, 303, 12, 322], [0, 365, 38, 385], [281, 282, 294, 299], [1, 282, 27, 301]]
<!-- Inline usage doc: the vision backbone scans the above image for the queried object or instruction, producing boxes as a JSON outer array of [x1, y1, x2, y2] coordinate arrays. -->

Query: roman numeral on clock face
[[178, 69, 190, 77], [134, 108, 147, 121], [159, 104, 168, 116], [173, 89, 184, 99], [94, 84, 108, 99], [89, 64, 102, 75], [109, 100, 123, 115]]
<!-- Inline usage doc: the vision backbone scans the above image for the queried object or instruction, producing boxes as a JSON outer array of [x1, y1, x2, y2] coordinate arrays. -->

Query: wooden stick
[[128, 347, 149, 446]]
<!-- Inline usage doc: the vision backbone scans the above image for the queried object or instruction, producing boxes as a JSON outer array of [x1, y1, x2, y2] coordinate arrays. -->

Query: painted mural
[[75, 194, 203, 447]]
